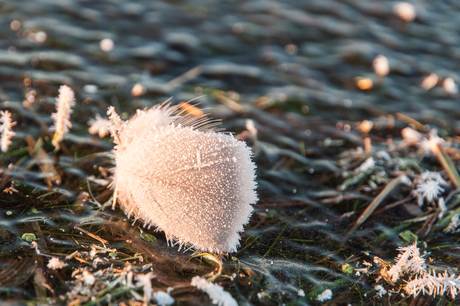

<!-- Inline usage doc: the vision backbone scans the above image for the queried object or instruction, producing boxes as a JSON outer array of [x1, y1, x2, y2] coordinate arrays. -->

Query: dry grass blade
[[344, 174, 411, 241], [396, 113, 426, 132], [214, 90, 243, 112], [432, 143, 460, 188], [167, 65, 203, 89], [0, 258, 37, 287]]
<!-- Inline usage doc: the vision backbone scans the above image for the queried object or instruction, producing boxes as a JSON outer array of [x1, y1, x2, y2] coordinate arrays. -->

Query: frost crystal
[[419, 130, 445, 155], [412, 171, 447, 206], [110, 103, 258, 253], [136, 272, 155, 302], [374, 285, 387, 297], [47, 257, 64, 270], [82, 270, 95, 285], [88, 114, 111, 138], [153, 291, 175, 306], [357, 157, 374, 173], [316, 289, 332, 302], [51, 85, 75, 149], [385, 243, 427, 284], [414, 180, 444, 205], [405, 270, 460, 298], [0, 110, 16, 152], [191, 276, 238, 306], [444, 214, 460, 233], [401, 127, 421, 146]]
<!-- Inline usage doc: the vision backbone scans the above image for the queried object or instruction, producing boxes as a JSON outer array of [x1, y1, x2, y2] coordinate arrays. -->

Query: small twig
[[213, 90, 243, 112], [167, 65, 203, 89], [372, 196, 413, 215], [112, 186, 118, 210], [415, 214, 437, 237], [74, 225, 108, 245], [319, 194, 374, 204], [66, 250, 79, 260], [396, 113, 426, 132], [344, 174, 411, 241]]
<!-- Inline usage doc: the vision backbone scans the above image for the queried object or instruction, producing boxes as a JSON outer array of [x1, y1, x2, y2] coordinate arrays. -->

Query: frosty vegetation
[[316, 289, 332, 302], [0, 110, 16, 152], [373, 243, 460, 299], [412, 171, 448, 206], [47, 257, 64, 270], [108, 103, 258, 253], [88, 114, 111, 138], [4, 78, 460, 305], [50, 85, 75, 149], [191, 276, 238, 306]]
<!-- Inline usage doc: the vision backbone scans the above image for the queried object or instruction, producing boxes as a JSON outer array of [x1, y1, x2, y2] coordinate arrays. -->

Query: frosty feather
[[0, 110, 16, 152], [51, 85, 75, 149], [110, 103, 258, 253]]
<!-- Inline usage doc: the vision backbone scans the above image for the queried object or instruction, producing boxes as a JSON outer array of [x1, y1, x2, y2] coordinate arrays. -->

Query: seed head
[[110, 103, 258, 253]]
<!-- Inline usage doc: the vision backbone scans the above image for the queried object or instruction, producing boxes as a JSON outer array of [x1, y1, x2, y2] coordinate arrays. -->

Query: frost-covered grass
[[2, 84, 460, 306]]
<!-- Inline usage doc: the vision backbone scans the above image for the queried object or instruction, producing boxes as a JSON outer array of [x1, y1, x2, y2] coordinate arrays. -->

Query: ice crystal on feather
[[109, 103, 258, 253]]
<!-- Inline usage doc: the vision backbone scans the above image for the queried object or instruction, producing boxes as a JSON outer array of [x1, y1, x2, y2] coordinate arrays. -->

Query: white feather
[[110, 103, 257, 253]]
